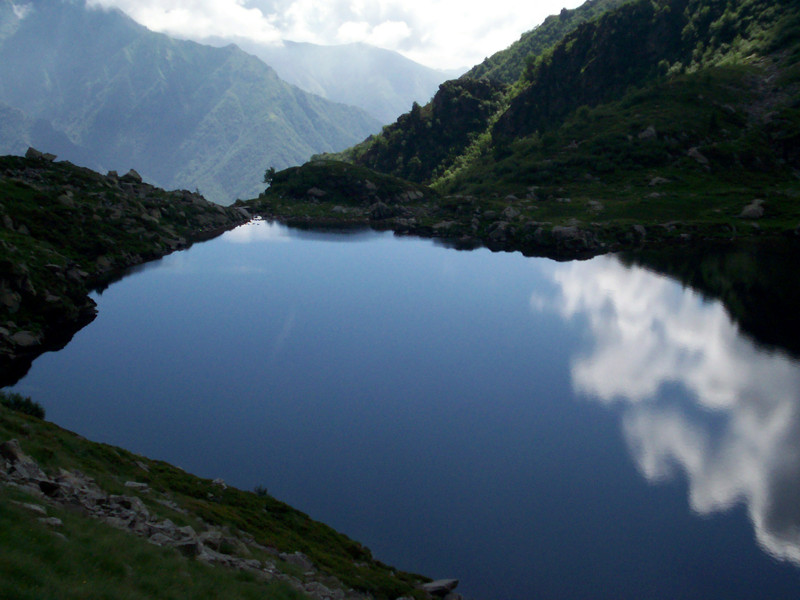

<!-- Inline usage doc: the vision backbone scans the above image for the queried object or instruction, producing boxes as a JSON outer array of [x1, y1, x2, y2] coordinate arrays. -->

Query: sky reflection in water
[[10, 220, 800, 598], [534, 255, 800, 565]]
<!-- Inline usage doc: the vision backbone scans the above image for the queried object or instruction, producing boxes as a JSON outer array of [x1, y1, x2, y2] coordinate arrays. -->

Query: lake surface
[[9, 220, 800, 599]]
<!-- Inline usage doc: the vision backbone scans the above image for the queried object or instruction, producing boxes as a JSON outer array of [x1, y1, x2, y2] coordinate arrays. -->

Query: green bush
[[0, 391, 45, 420]]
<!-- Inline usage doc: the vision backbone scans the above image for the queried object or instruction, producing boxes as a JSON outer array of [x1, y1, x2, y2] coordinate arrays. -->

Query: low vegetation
[[0, 390, 44, 419], [0, 153, 249, 384], [0, 403, 429, 600]]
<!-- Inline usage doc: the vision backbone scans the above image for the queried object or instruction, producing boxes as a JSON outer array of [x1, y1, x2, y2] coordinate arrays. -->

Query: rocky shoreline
[[1, 434, 460, 600], [254, 198, 800, 263], [0, 151, 251, 385], [241, 159, 800, 262]]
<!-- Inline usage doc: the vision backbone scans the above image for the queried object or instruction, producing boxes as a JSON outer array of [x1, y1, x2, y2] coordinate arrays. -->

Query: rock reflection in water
[[533, 254, 800, 564]]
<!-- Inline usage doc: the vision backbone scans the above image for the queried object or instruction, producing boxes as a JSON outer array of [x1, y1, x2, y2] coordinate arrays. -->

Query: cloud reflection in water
[[223, 218, 291, 244], [533, 255, 800, 564]]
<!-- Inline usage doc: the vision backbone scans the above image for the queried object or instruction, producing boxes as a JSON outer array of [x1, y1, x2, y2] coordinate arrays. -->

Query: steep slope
[[333, 0, 625, 185], [0, 0, 380, 204], [228, 40, 451, 124], [339, 78, 508, 184], [254, 0, 800, 260], [456, 0, 800, 188], [463, 0, 628, 84]]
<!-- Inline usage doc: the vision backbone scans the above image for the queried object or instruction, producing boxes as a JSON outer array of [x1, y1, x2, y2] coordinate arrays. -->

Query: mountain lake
[[9, 219, 800, 599]]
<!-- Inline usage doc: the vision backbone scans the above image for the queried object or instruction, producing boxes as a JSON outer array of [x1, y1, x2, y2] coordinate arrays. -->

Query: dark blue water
[[11, 220, 800, 599]]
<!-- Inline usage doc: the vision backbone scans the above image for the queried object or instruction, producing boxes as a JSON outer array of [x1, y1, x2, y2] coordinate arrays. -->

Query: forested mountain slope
[[255, 0, 800, 259], [463, 0, 628, 84]]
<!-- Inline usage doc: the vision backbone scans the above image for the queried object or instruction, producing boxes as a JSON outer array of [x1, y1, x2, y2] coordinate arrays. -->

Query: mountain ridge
[[0, 0, 381, 204], [208, 38, 453, 124]]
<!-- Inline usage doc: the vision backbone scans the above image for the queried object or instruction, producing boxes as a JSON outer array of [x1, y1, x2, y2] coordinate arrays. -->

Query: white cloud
[[87, 0, 284, 46], [533, 255, 800, 565], [223, 219, 290, 243], [364, 20, 412, 48], [11, 2, 33, 20], [85, 0, 586, 69]]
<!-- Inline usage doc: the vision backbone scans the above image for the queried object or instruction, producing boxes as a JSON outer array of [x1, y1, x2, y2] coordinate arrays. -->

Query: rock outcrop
[[0, 153, 250, 384]]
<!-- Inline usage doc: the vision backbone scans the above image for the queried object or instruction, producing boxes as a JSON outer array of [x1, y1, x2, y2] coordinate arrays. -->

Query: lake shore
[[0, 401, 433, 599], [0, 153, 251, 386]]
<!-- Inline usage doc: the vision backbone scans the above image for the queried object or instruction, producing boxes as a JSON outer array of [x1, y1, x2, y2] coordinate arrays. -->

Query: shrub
[[0, 391, 45, 419]]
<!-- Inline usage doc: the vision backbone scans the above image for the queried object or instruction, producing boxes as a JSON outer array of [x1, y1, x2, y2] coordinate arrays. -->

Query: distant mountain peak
[[0, 0, 381, 203]]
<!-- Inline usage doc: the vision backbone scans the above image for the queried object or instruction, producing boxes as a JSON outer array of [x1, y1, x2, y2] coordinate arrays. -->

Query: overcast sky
[[86, 0, 585, 70]]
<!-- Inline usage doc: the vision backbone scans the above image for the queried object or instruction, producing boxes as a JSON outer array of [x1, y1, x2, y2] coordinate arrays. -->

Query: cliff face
[[0, 150, 250, 385]]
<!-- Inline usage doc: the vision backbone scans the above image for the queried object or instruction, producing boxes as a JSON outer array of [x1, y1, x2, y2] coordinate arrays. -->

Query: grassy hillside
[[0, 397, 429, 599]]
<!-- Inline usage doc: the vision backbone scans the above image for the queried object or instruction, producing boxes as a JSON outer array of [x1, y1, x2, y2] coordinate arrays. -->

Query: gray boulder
[[421, 579, 459, 596], [687, 147, 709, 165], [638, 125, 657, 140], [11, 331, 39, 347], [25, 147, 56, 161], [739, 199, 765, 219], [122, 169, 143, 183]]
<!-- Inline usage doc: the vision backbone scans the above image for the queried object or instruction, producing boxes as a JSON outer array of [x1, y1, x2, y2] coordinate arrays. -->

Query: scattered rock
[[11, 331, 39, 348], [12, 501, 47, 515], [421, 579, 459, 596], [638, 126, 657, 140], [280, 551, 314, 572], [369, 202, 393, 220], [57, 194, 75, 208], [687, 147, 709, 165], [502, 206, 521, 220], [122, 169, 143, 183], [0, 438, 383, 600], [739, 199, 765, 219], [649, 177, 670, 186], [588, 200, 604, 212], [551, 225, 600, 253], [96, 256, 113, 271], [124, 481, 149, 491], [306, 187, 327, 198], [433, 221, 457, 232], [25, 147, 56, 162]]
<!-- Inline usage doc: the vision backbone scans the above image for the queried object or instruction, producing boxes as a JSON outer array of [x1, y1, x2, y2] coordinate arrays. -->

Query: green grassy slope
[[0, 399, 429, 599]]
